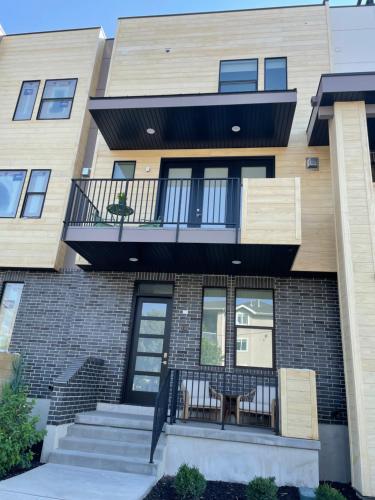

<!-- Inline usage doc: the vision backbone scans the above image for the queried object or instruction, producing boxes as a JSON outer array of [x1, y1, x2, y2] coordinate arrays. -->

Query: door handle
[[163, 352, 168, 359]]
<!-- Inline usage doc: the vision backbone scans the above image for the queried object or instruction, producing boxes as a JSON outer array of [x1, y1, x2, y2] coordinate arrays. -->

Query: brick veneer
[[0, 269, 346, 424], [48, 356, 104, 425]]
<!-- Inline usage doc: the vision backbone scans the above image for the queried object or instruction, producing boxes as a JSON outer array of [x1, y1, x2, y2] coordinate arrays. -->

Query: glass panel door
[[124, 297, 172, 405], [202, 167, 228, 228], [163, 168, 192, 226]]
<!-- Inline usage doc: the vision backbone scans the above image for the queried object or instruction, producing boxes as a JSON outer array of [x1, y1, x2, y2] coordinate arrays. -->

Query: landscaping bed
[[145, 476, 300, 500], [0, 441, 43, 481], [145, 477, 358, 500]]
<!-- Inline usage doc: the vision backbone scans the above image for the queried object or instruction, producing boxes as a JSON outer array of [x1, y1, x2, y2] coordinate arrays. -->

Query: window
[[21, 170, 50, 218], [0, 283, 24, 351], [112, 161, 136, 180], [265, 58, 287, 91], [235, 289, 274, 368], [37, 79, 77, 120], [219, 59, 258, 93], [236, 338, 248, 351], [0, 170, 27, 218], [13, 81, 40, 121], [200, 288, 226, 366]]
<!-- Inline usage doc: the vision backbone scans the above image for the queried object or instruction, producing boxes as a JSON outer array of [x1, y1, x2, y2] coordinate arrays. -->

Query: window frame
[[20, 169, 51, 219], [0, 281, 24, 352], [37, 78, 78, 121], [112, 161, 136, 180], [13, 80, 40, 121], [199, 286, 227, 367], [264, 57, 288, 92], [218, 58, 259, 93], [234, 287, 276, 370], [0, 169, 27, 219]]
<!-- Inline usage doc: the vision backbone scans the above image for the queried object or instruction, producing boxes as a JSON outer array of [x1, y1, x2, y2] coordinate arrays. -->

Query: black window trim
[[218, 58, 259, 93], [37, 78, 78, 121], [234, 287, 276, 370], [112, 160, 136, 180], [12, 80, 40, 121], [264, 57, 288, 92], [20, 169, 51, 219], [0, 169, 27, 219], [199, 286, 228, 368]]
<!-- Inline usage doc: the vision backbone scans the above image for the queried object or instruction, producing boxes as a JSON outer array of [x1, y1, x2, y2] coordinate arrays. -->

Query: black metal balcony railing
[[150, 367, 279, 463], [64, 178, 241, 236]]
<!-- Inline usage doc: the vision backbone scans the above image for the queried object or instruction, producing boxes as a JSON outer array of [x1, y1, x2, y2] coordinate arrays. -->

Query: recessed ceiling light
[[232, 260, 242, 265], [232, 125, 241, 133], [129, 257, 139, 262], [146, 128, 156, 135]]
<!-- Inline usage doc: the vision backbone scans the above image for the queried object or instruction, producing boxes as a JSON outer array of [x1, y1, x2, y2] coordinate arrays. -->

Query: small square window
[[112, 161, 136, 180], [37, 79, 77, 120]]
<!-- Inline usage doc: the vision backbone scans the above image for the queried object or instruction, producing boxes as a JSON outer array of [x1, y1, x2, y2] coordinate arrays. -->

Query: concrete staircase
[[49, 403, 164, 477]]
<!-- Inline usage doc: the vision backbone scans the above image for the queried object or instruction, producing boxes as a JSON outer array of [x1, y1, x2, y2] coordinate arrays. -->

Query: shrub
[[315, 484, 346, 500], [0, 358, 46, 478], [246, 476, 278, 500], [174, 464, 207, 499]]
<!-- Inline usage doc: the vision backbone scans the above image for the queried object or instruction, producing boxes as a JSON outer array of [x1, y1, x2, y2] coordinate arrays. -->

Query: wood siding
[[92, 5, 335, 273], [329, 101, 375, 496], [241, 178, 301, 246], [0, 29, 105, 269]]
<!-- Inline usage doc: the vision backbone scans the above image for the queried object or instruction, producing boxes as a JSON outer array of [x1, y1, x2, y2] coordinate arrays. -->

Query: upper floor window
[[265, 58, 287, 91], [13, 81, 40, 121], [0, 283, 24, 351], [37, 79, 77, 120], [112, 161, 136, 180], [0, 170, 26, 218], [219, 59, 258, 93], [21, 170, 50, 218]]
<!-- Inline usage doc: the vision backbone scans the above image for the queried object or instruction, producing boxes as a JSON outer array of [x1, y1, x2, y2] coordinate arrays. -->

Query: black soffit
[[68, 241, 299, 275], [307, 72, 375, 146], [89, 90, 297, 150]]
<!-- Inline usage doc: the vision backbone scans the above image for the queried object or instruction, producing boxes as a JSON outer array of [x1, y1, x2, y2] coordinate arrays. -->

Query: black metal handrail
[[64, 177, 241, 234], [149, 369, 172, 464]]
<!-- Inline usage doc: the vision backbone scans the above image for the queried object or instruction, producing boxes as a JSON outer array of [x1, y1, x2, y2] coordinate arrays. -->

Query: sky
[[0, 0, 360, 37]]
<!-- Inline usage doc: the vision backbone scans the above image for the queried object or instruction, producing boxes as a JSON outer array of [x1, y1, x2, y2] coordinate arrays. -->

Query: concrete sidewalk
[[0, 464, 156, 500]]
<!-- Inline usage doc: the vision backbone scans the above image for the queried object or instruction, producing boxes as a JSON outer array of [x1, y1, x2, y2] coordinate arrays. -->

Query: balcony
[[89, 90, 297, 150], [63, 177, 301, 274]]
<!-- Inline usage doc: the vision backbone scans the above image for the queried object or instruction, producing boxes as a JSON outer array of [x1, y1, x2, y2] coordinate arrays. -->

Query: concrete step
[[75, 411, 154, 431], [97, 403, 154, 417], [67, 424, 152, 444], [49, 449, 159, 476], [59, 435, 163, 460]]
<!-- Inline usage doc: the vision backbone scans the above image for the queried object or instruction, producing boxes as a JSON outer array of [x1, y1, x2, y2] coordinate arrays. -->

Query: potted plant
[[107, 192, 134, 217]]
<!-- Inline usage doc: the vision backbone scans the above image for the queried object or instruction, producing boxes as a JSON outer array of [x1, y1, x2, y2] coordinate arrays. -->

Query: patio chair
[[181, 378, 223, 421], [236, 385, 277, 427]]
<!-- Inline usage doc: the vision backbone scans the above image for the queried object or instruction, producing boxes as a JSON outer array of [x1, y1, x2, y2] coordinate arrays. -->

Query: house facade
[[0, 1, 375, 496]]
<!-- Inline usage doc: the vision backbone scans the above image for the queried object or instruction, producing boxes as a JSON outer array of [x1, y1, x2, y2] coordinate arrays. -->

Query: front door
[[124, 297, 172, 406]]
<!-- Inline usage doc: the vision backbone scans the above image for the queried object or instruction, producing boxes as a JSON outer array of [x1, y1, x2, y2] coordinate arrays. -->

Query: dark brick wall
[[0, 269, 346, 424], [48, 356, 104, 425]]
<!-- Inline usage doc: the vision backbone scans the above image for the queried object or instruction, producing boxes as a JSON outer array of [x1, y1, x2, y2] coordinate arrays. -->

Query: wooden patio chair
[[181, 378, 223, 422], [236, 385, 277, 427]]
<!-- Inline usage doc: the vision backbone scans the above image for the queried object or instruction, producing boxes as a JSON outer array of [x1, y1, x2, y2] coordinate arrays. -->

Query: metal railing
[[64, 177, 241, 239], [149, 367, 279, 463]]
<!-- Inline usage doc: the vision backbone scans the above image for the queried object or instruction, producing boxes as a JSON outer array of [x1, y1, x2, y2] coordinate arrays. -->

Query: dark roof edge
[[4, 26, 102, 37], [89, 89, 297, 101], [118, 2, 324, 21]]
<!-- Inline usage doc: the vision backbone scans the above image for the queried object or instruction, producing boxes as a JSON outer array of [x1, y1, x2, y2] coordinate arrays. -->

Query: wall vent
[[306, 157, 320, 170]]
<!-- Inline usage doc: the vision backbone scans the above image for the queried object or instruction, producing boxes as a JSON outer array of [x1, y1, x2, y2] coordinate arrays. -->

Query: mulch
[[144, 476, 300, 500], [145, 476, 358, 500]]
